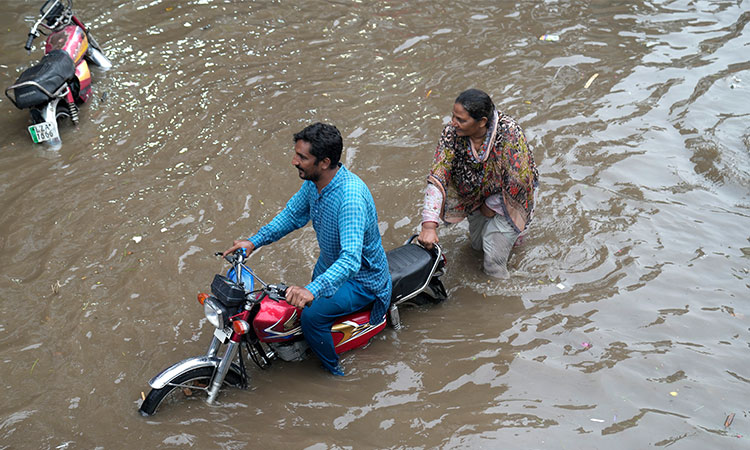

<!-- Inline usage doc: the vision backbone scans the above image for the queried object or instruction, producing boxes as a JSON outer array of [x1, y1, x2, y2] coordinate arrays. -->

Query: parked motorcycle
[[138, 236, 447, 416], [4, 0, 111, 150]]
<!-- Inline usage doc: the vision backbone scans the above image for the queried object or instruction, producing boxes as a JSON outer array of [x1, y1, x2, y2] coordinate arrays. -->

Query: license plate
[[28, 122, 58, 143], [214, 327, 231, 343]]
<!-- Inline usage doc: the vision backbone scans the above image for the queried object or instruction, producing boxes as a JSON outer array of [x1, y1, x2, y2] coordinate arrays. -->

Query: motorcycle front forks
[[206, 336, 240, 404]]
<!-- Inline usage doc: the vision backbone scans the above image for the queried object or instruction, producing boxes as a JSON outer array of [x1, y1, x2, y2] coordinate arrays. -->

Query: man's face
[[292, 139, 323, 181]]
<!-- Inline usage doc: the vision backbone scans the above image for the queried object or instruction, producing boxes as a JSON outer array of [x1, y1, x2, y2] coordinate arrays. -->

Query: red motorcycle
[[138, 236, 447, 416], [4, 0, 111, 150]]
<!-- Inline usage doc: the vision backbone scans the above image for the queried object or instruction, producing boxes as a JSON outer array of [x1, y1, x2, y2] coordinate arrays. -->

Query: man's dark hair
[[293, 122, 343, 166], [455, 88, 495, 122]]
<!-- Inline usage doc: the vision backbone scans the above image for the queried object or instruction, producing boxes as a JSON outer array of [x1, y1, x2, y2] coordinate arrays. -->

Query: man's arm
[[305, 195, 366, 299], [249, 183, 311, 248], [222, 184, 311, 257]]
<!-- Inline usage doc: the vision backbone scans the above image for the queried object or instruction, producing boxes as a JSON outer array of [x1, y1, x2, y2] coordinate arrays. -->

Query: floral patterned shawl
[[427, 110, 539, 232]]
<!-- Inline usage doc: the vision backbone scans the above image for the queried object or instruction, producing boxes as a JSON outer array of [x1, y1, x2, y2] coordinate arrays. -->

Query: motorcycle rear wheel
[[139, 366, 243, 416]]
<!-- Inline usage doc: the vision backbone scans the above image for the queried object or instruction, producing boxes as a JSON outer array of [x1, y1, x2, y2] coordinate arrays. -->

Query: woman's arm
[[418, 183, 443, 249]]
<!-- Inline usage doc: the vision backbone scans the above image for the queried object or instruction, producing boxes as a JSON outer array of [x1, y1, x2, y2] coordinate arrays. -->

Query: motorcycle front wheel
[[139, 366, 243, 416]]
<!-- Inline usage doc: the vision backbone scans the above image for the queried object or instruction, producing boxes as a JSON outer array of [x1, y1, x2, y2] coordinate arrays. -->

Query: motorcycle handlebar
[[266, 283, 288, 302], [213, 250, 305, 306], [266, 284, 312, 308], [214, 251, 233, 263], [24, 33, 35, 51], [215, 247, 247, 264]]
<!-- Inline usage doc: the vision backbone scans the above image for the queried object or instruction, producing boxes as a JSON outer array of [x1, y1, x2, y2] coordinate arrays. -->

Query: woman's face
[[451, 103, 487, 138]]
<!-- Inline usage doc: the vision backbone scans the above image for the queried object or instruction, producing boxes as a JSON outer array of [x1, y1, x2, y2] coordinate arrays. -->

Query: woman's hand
[[418, 222, 439, 250], [480, 202, 496, 218]]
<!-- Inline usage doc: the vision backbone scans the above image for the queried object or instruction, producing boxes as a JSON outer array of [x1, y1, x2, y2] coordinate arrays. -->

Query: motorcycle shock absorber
[[68, 99, 79, 125]]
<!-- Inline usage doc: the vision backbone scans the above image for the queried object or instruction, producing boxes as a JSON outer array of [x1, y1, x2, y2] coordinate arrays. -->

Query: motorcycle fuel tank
[[253, 295, 301, 342], [45, 25, 88, 64]]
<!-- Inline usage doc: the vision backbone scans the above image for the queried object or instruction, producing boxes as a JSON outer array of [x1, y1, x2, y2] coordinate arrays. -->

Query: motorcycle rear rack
[[391, 237, 444, 307], [5, 81, 68, 109]]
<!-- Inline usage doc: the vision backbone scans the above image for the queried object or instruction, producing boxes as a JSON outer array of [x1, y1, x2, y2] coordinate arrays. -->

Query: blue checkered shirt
[[249, 165, 392, 321]]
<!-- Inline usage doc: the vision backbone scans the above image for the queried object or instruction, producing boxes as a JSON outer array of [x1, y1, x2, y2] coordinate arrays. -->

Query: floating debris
[[584, 73, 599, 89], [669, 391, 678, 397], [590, 418, 604, 423], [556, 283, 565, 290], [539, 34, 560, 42], [132, 236, 142, 243], [581, 342, 592, 349]]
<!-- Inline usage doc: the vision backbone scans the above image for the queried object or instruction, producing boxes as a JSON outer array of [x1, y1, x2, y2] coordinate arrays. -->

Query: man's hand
[[285, 285, 314, 308], [222, 239, 256, 257], [417, 222, 439, 250]]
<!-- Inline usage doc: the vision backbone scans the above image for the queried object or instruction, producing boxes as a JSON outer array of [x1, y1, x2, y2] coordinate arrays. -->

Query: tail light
[[197, 292, 209, 305], [232, 319, 251, 335]]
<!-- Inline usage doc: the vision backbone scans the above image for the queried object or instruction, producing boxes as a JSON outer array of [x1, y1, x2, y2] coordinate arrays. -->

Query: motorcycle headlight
[[203, 297, 226, 328]]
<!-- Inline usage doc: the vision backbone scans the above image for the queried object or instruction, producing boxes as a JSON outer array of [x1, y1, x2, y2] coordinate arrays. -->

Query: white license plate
[[28, 122, 58, 143], [214, 327, 231, 343]]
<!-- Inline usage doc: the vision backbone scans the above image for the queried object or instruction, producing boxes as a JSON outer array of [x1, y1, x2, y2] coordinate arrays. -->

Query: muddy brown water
[[1, 0, 749, 448]]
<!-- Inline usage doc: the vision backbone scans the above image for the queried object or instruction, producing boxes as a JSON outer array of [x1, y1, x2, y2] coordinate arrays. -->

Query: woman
[[418, 88, 538, 279]]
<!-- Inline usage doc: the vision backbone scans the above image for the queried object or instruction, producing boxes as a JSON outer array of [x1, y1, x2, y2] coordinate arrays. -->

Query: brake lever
[[215, 247, 247, 264], [266, 283, 288, 302], [215, 251, 235, 264]]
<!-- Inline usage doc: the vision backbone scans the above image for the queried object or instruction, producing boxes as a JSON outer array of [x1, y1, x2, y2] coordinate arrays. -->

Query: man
[[223, 122, 391, 376]]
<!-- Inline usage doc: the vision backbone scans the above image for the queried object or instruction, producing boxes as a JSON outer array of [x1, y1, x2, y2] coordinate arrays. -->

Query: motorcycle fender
[[85, 46, 113, 70], [147, 356, 241, 389]]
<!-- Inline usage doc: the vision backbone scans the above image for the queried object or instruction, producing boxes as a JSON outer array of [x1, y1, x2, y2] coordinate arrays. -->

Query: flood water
[[1, 0, 749, 448]]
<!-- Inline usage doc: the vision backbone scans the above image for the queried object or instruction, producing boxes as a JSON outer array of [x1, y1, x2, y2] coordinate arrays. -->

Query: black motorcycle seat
[[9, 50, 75, 109], [387, 244, 436, 301]]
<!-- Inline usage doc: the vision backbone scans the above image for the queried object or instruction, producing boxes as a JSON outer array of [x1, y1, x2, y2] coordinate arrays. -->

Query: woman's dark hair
[[293, 122, 343, 166], [455, 88, 494, 122]]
